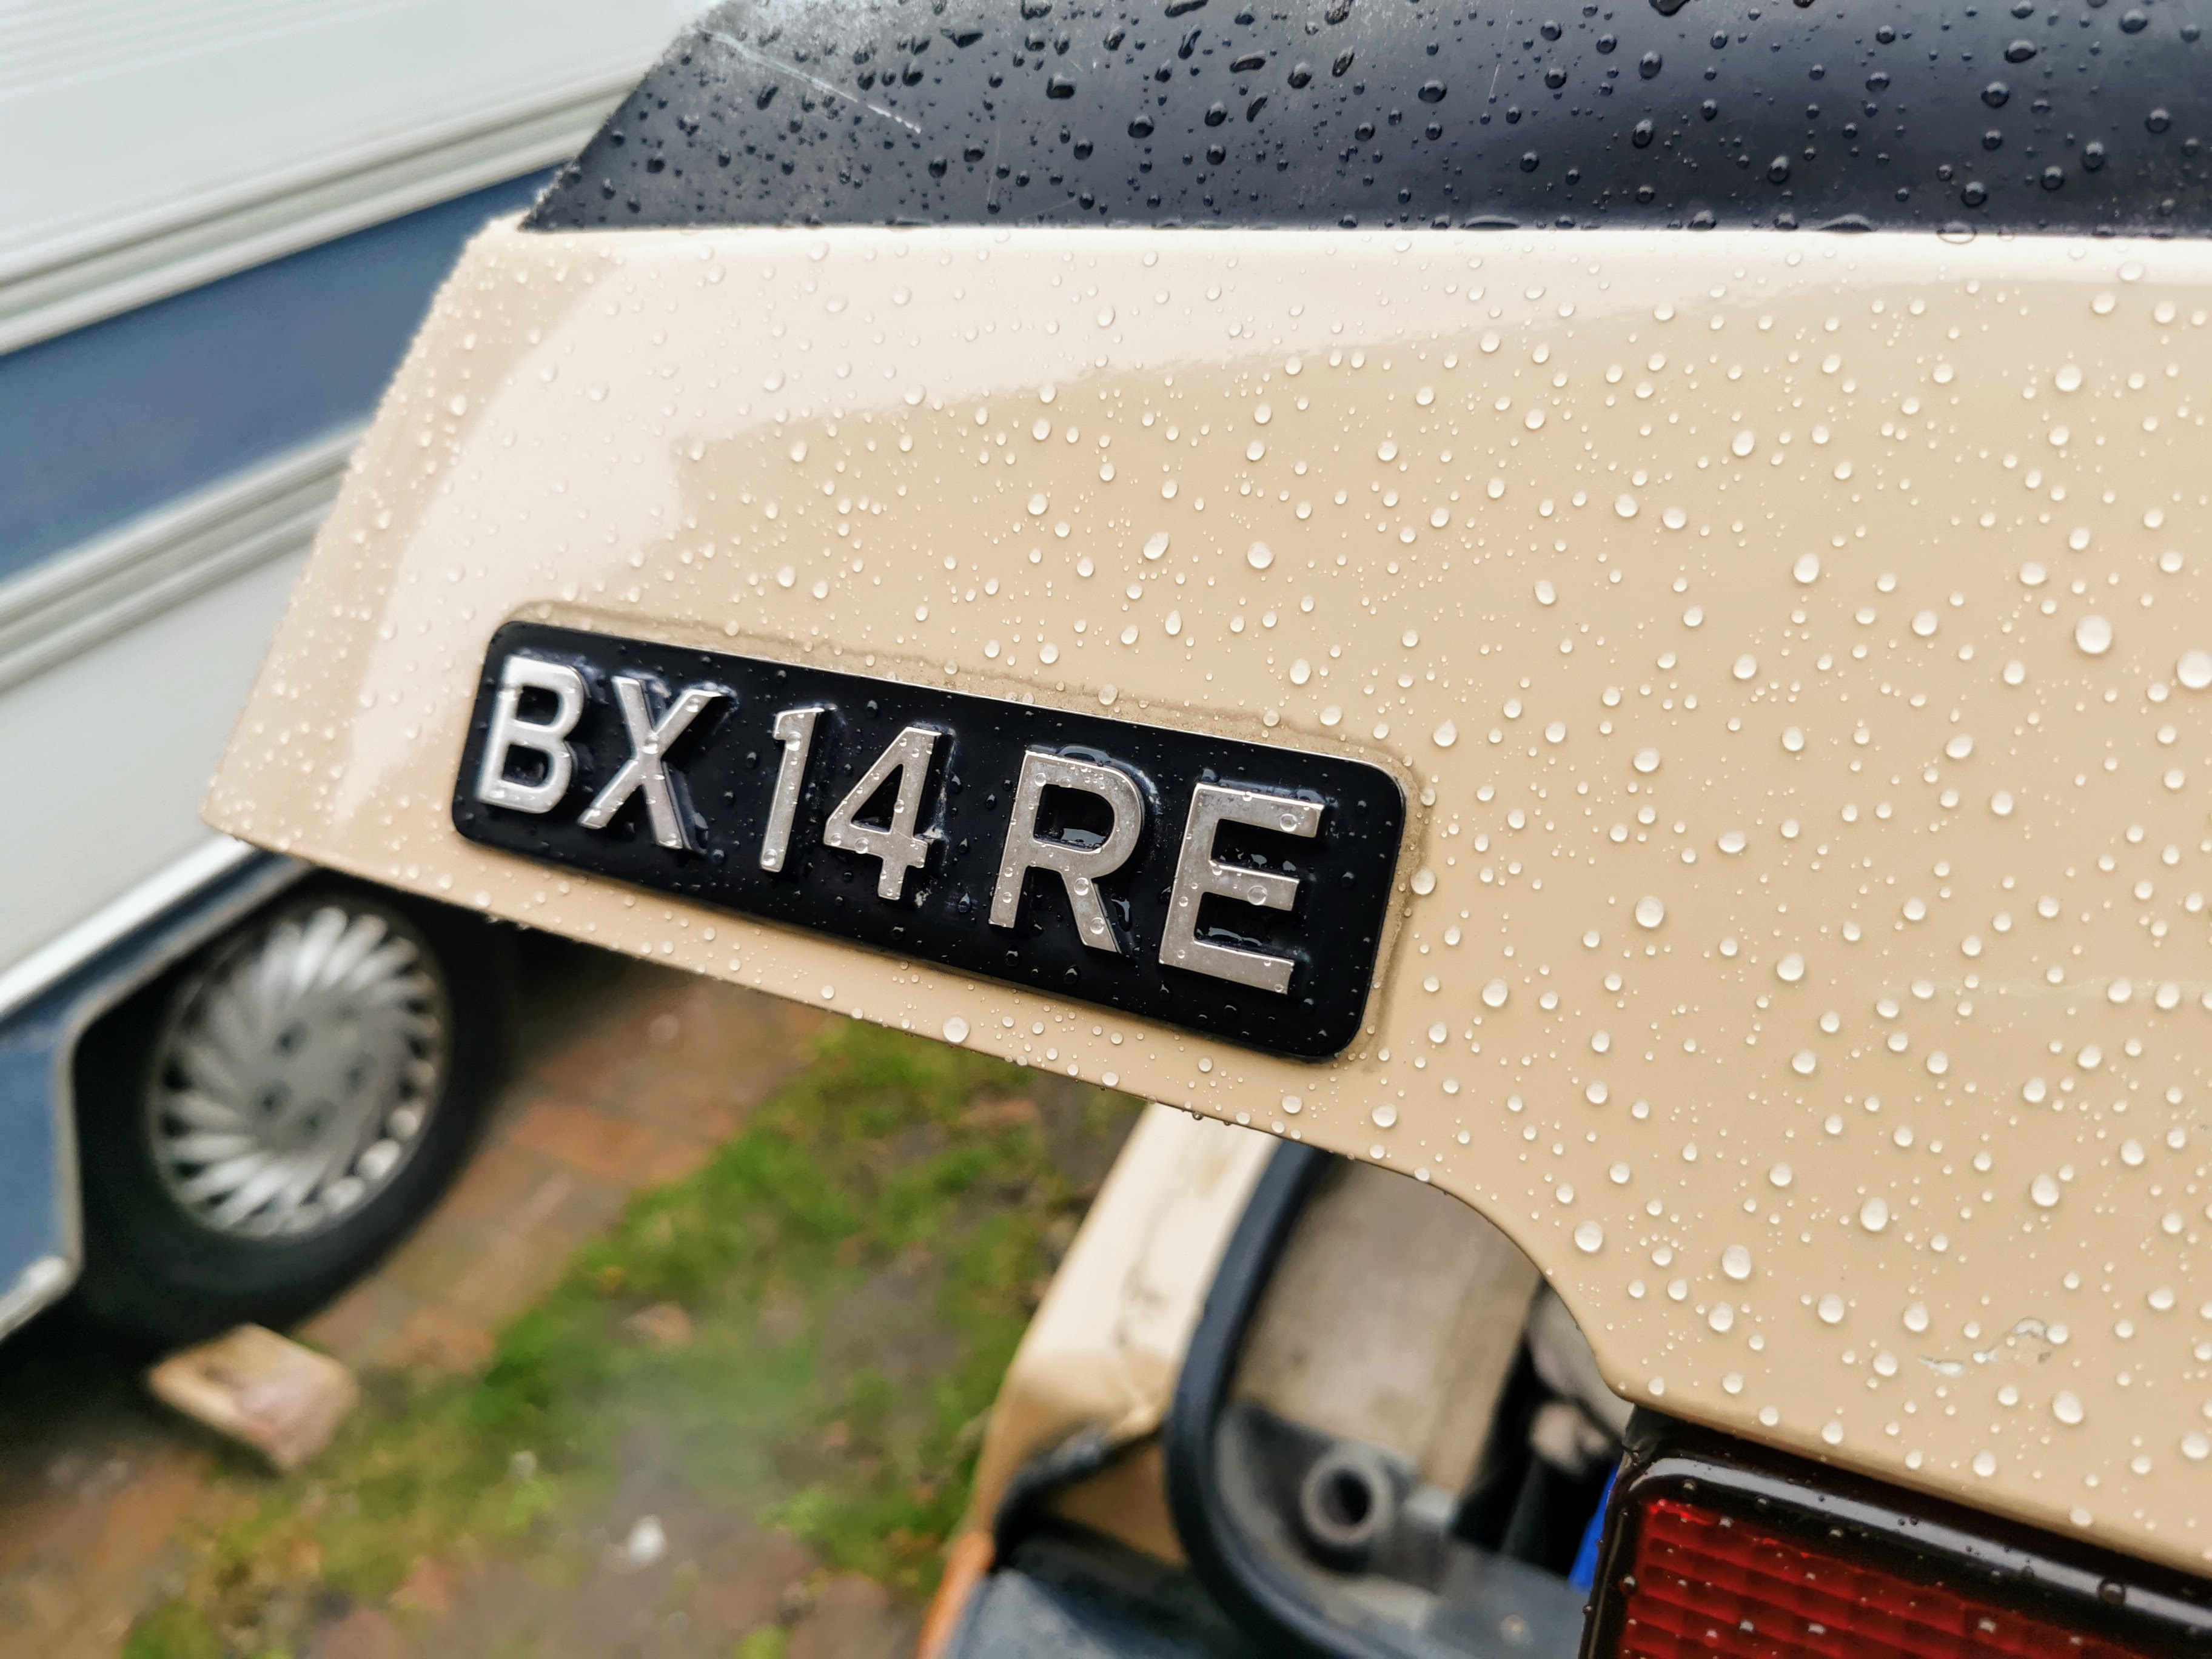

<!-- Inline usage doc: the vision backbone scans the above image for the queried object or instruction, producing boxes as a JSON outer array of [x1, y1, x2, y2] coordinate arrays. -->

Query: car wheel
[[73, 883, 506, 1347]]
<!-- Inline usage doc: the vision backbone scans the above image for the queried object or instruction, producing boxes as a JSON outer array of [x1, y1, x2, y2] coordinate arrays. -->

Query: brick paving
[[0, 937, 839, 1657], [306, 944, 825, 1373]]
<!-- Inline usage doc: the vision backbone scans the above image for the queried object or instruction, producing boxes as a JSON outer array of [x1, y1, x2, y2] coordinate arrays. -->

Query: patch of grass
[[138, 1019, 1138, 1653], [120, 1600, 222, 1659]]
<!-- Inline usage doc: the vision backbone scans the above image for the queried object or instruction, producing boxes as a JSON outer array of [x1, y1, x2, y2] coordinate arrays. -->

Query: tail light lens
[[1610, 1495, 2147, 1659], [1583, 1432, 2212, 1659]]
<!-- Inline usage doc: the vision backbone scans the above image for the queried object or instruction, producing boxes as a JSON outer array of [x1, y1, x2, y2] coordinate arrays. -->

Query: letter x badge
[[577, 674, 723, 850]]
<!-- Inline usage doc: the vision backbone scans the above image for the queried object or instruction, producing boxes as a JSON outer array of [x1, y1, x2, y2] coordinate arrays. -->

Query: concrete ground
[[0, 934, 937, 1658]]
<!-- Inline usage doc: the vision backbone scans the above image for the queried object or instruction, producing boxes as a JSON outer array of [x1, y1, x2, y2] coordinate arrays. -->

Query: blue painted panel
[[0, 853, 300, 1327], [1567, 1464, 1618, 1593], [0, 1002, 65, 1296], [0, 172, 548, 585]]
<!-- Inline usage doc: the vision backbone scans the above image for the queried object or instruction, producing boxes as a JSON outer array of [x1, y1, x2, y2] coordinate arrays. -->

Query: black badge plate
[[452, 623, 1406, 1058]]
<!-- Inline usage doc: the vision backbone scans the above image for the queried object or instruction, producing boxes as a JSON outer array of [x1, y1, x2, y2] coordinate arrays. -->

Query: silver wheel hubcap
[[147, 903, 449, 1240]]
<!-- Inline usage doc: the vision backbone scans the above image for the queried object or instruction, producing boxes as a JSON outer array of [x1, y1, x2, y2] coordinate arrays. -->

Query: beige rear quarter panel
[[209, 221, 2212, 1575]]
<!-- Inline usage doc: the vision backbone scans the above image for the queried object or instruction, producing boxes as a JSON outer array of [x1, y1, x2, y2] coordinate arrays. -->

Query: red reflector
[[1614, 1496, 2146, 1659]]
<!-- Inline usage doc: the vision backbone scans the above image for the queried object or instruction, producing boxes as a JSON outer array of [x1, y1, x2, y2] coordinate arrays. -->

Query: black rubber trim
[[948, 1529, 1272, 1658], [991, 1422, 1137, 1561], [1579, 1415, 2212, 1659], [528, 0, 2212, 236], [1162, 1139, 1387, 1659]]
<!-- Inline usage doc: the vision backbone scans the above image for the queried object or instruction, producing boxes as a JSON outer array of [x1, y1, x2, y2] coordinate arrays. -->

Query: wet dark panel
[[525, 0, 2212, 236]]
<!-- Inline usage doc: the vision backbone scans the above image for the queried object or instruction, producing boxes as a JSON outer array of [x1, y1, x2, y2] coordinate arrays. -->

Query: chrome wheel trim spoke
[[158, 1130, 259, 1165], [209, 1156, 304, 1232], [268, 1144, 352, 1230], [175, 1150, 272, 1205], [146, 905, 450, 1241], [167, 1089, 248, 1133], [338, 937, 419, 1000]]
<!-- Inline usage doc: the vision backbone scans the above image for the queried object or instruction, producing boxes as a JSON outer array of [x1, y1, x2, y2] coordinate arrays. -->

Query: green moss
[[121, 1600, 223, 1659], [173, 1019, 1136, 1648]]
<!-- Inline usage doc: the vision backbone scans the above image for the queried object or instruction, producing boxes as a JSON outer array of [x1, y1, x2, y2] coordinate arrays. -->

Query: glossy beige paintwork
[[208, 219, 2212, 1575], [960, 1103, 1270, 1558]]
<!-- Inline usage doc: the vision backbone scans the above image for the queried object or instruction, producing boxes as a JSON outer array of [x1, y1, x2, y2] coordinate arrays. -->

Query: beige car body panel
[[961, 1102, 1272, 1560], [207, 217, 2212, 1576]]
